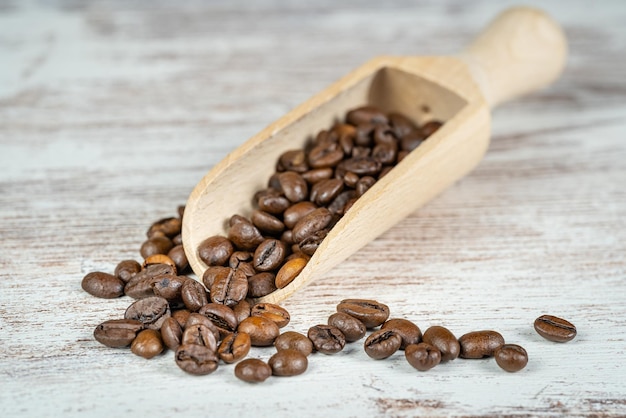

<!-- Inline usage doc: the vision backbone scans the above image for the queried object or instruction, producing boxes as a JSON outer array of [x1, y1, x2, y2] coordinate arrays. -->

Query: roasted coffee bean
[[232, 299, 251, 324], [150, 274, 187, 302], [327, 312, 367, 342], [210, 267, 248, 307], [82, 272, 124, 299], [185, 313, 221, 342], [247, 272, 277, 298], [283, 201, 317, 229], [364, 329, 402, 359], [147, 217, 181, 239], [114, 260, 142, 283], [131, 329, 164, 359], [228, 216, 264, 251], [143, 254, 177, 270], [336, 299, 390, 329], [372, 142, 397, 165], [124, 263, 176, 299], [229, 251, 253, 269], [333, 123, 356, 141], [405, 342, 441, 371], [172, 309, 191, 329], [251, 210, 285, 235], [389, 112, 418, 138], [251, 303, 290, 328], [124, 296, 171, 330], [458, 330, 505, 359], [175, 344, 219, 375], [140, 236, 174, 259], [346, 106, 388, 126], [373, 125, 395, 145], [307, 141, 344, 169], [93, 319, 143, 348], [258, 192, 291, 215], [342, 171, 359, 188], [277, 171, 309, 203], [281, 229, 295, 245], [307, 324, 346, 354], [534, 315, 576, 342], [274, 331, 314, 356], [336, 156, 382, 177], [302, 168, 333, 184], [421, 120, 443, 137], [197, 303, 238, 338], [167, 245, 189, 272], [422, 326, 460, 362], [181, 279, 208, 312], [310, 178, 344, 206], [298, 229, 328, 256], [182, 324, 218, 351], [197, 235, 233, 266], [328, 190, 357, 215], [253, 239, 287, 272], [237, 316, 280, 347], [278, 149, 309, 173], [161, 317, 183, 350], [494, 344, 528, 372], [269, 349, 308, 376], [202, 266, 231, 290], [292, 207, 332, 243], [172, 233, 183, 246], [381, 318, 422, 349], [217, 332, 251, 363], [400, 131, 424, 152], [355, 176, 376, 197], [235, 358, 272, 383], [275, 257, 307, 289]]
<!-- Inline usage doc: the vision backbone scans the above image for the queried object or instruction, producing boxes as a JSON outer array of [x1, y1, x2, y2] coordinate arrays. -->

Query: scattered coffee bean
[[81, 272, 124, 299], [172, 309, 191, 329], [283, 202, 318, 229], [458, 330, 505, 359], [197, 235, 234, 267], [228, 216, 265, 251], [494, 344, 528, 372], [274, 331, 314, 356], [167, 245, 189, 272], [237, 316, 280, 347], [217, 332, 251, 363], [253, 239, 286, 272], [235, 358, 272, 383], [534, 314, 577, 343], [381, 318, 422, 349], [307, 324, 346, 354], [147, 217, 181, 239], [124, 263, 176, 299], [336, 299, 390, 329], [182, 324, 218, 352], [210, 267, 248, 307], [275, 257, 307, 289], [175, 343, 219, 376], [185, 313, 221, 343], [140, 236, 174, 259], [131, 329, 164, 359], [364, 329, 402, 359], [114, 260, 142, 283], [251, 303, 290, 328], [180, 279, 209, 312], [124, 296, 171, 330], [327, 312, 367, 342], [93, 319, 143, 348], [150, 274, 186, 302], [197, 303, 238, 338], [160, 317, 183, 350], [269, 349, 308, 376], [405, 342, 441, 371], [422, 326, 460, 362]]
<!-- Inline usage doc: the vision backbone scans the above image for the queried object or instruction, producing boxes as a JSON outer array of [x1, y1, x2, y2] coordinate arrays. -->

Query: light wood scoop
[[182, 7, 567, 303]]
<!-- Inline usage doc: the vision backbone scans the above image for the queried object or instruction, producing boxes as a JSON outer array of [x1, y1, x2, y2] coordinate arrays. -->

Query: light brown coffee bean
[[422, 326, 460, 362], [217, 332, 251, 363], [534, 314, 577, 343], [114, 260, 142, 283], [197, 235, 234, 266], [405, 342, 441, 371], [131, 329, 164, 359], [336, 299, 390, 329], [237, 316, 280, 347], [251, 303, 290, 328], [275, 257, 307, 289], [160, 317, 183, 350]]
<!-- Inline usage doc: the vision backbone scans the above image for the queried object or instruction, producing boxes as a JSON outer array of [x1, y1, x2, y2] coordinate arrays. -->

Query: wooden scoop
[[182, 7, 567, 303]]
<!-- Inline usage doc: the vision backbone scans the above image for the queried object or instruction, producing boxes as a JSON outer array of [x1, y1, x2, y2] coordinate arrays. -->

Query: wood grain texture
[[1, 0, 625, 417]]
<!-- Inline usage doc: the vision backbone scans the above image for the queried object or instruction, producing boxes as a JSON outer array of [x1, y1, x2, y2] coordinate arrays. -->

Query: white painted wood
[[1, 1, 626, 417]]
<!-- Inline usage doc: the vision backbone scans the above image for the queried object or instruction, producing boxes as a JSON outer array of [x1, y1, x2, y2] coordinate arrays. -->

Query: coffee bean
[[327, 312, 366, 342], [274, 331, 314, 356], [310, 178, 344, 206], [93, 319, 143, 348], [202, 266, 230, 290], [298, 229, 328, 256], [421, 120, 443, 137], [422, 326, 460, 362], [302, 168, 333, 184], [131, 329, 164, 359], [143, 254, 177, 270], [328, 190, 357, 215], [494, 344, 528, 372], [251, 210, 285, 235], [172, 234, 183, 246], [336, 157, 382, 177], [182, 324, 218, 352], [336, 299, 390, 329], [307, 141, 344, 169], [146, 217, 181, 239], [82, 272, 124, 299], [278, 149, 309, 173], [160, 317, 183, 350], [150, 274, 187, 303], [364, 329, 402, 359], [283, 201, 318, 229], [346, 106, 388, 126], [185, 313, 221, 342], [209, 267, 248, 307], [167, 245, 189, 272], [247, 272, 277, 298], [458, 330, 505, 359], [237, 316, 280, 347], [269, 349, 308, 376], [381, 318, 422, 349], [388, 112, 418, 138], [140, 236, 174, 259], [257, 191, 291, 215], [114, 260, 142, 283], [197, 303, 238, 338], [275, 257, 307, 289], [235, 358, 272, 383], [278, 171, 308, 203], [197, 235, 234, 267], [292, 207, 332, 243], [534, 315, 576, 342], [405, 342, 441, 371], [229, 251, 253, 269], [180, 279, 208, 312], [307, 324, 346, 354], [175, 343, 219, 375], [253, 239, 287, 272], [228, 216, 264, 251], [251, 303, 290, 328], [217, 332, 251, 363], [232, 299, 251, 324], [124, 263, 176, 299], [172, 309, 191, 329], [124, 296, 171, 330]]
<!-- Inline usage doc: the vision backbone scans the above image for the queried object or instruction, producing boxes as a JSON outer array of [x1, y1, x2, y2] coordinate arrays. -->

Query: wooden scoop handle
[[460, 7, 567, 108]]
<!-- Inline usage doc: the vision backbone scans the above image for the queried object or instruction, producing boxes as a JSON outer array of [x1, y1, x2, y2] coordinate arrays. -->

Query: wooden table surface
[[1, 1, 625, 416]]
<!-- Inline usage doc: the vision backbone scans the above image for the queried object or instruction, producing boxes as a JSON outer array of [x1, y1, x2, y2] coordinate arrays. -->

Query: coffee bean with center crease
[[328, 312, 367, 342], [422, 326, 460, 362], [251, 210, 285, 235], [310, 178, 344, 206], [124, 263, 176, 299], [299, 229, 328, 256], [217, 332, 251, 363], [307, 141, 344, 169], [150, 274, 187, 303], [210, 267, 248, 307], [180, 279, 208, 312], [458, 330, 505, 359], [175, 343, 219, 376], [405, 342, 441, 371], [283, 201, 318, 229], [197, 235, 234, 267], [229, 251, 252, 269], [185, 313, 221, 342], [131, 329, 164, 359], [372, 142, 398, 165], [114, 260, 142, 284], [140, 236, 174, 259], [269, 349, 308, 376], [292, 207, 333, 244], [251, 303, 290, 328], [124, 296, 171, 330], [160, 317, 183, 350], [534, 315, 577, 342], [308, 324, 346, 354], [247, 272, 277, 298], [253, 239, 287, 272], [237, 316, 280, 347], [197, 303, 238, 338], [82, 272, 125, 299], [381, 318, 422, 349], [228, 216, 265, 251], [278, 149, 309, 173], [93, 319, 143, 348], [277, 171, 308, 203], [364, 329, 402, 359], [235, 358, 272, 383], [274, 331, 314, 356], [275, 257, 307, 289], [182, 324, 218, 352], [336, 299, 390, 329], [494, 344, 528, 372]]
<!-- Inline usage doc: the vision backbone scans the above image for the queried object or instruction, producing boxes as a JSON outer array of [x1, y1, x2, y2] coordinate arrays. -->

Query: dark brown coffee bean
[[354, 123, 375, 147], [217, 332, 251, 363], [172, 309, 191, 329], [197, 235, 233, 266], [237, 316, 280, 347], [292, 207, 332, 243], [147, 217, 181, 239], [274, 331, 314, 356], [131, 329, 164, 359], [253, 239, 287, 272], [182, 324, 218, 351], [400, 131, 425, 152], [283, 201, 317, 229], [184, 313, 221, 342], [534, 315, 577, 342], [114, 260, 142, 283], [251, 303, 290, 328], [258, 192, 291, 215], [307, 141, 344, 169], [251, 210, 285, 235], [307, 324, 346, 354], [302, 168, 333, 184], [277, 171, 308, 203], [346, 106, 388, 126], [150, 274, 187, 302], [228, 216, 264, 251], [343, 171, 359, 188], [82, 272, 124, 299], [458, 330, 505, 359], [124, 296, 171, 330], [381, 318, 422, 349], [247, 272, 277, 298], [333, 123, 357, 141], [372, 142, 398, 165], [373, 125, 396, 145], [275, 257, 307, 289], [355, 176, 376, 197], [175, 343, 219, 375], [336, 156, 382, 177], [140, 236, 174, 259], [210, 267, 248, 307], [232, 299, 251, 324], [280, 229, 295, 245], [336, 299, 390, 329], [167, 245, 189, 272], [172, 233, 183, 246], [124, 263, 176, 299], [160, 317, 183, 350], [328, 190, 357, 215], [93, 319, 143, 348], [421, 120, 443, 137], [197, 303, 238, 338], [278, 149, 309, 173], [202, 266, 230, 290], [389, 112, 418, 138], [181, 279, 208, 312], [269, 349, 308, 376], [364, 329, 402, 359], [235, 358, 272, 383], [327, 312, 366, 342], [310, 178, 344, 206], [494, 344, 528, 372], [405, 342, 441, 371], [298, 229, 328, 256], [229, 251, 252, 269], [422, 326, 460, 362]]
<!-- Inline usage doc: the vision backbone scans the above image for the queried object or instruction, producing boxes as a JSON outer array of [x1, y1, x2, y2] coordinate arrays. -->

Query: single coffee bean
[[184, 313, 221, 342], [247, 272, 277, 298], [307, 141, 344, 169], [150, 274, 187, 302], [278, 171, 309, 203], [253, 239, 287, 272], [237, 316, 280, 347], [275, 257, 307, 289], [180, 279, 208, 312], [143, 254, 177, 270], [422, 326, 460, 362], [388, 112, 418, 138], [328, 190, 357, 215], [298, 229, 328, 256], [228, 216, 265, 251], [274, 331, 314, 356], [124, 263, 176, 299], [197, 303, 238, 338], [258, 192, 291, 215], [175, 343, 219, 375], [278, 149, 309, 173], [131, 329, 164, 359], [202, 265, 230, 290], [292, 207, 332, 243], [310, 178, 344, 206], [302, 168, 333, 184], [146, 217, 181, 239], [171, 309, 191, 329], [283, 201, 318, 229], [251, 303, 290, 328], [494, 344, 528, 372], [251, 210, 285, 235], [197, 235, 234, 267], [182, 324, 218, 352], [217, 332, 251, 363], [114, 259, 142, 283], [336, 299, 390, 329], [229, 251, 253, 269], [327, 312, 366, 342], [307, 324, 346, 354], [405, 342, 441, 371], [210, 267, 248, 307], [336, 156, 382, 177], [364, 329, 402, 359], [381, 318, 422, 349], [167, 245, 189, 272], [232, 298, 251, 324], [124, 296, 171, 330], [374, 125, 395, 145], [458, 330, 505, 359], [160, 317, 183, 350], [421, 120, 443, 137], [235, 358, 272, 383], [93, 319, 143, 348], [346, 106, 388, 126], [81, 271, 124, 299], [269, 349, 308, 376], [534, 315, 577, 342], [140, 236, 174, 259]]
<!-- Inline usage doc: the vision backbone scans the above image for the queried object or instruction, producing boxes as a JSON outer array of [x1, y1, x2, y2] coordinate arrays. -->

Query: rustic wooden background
[[1, 0, 625, 416]]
